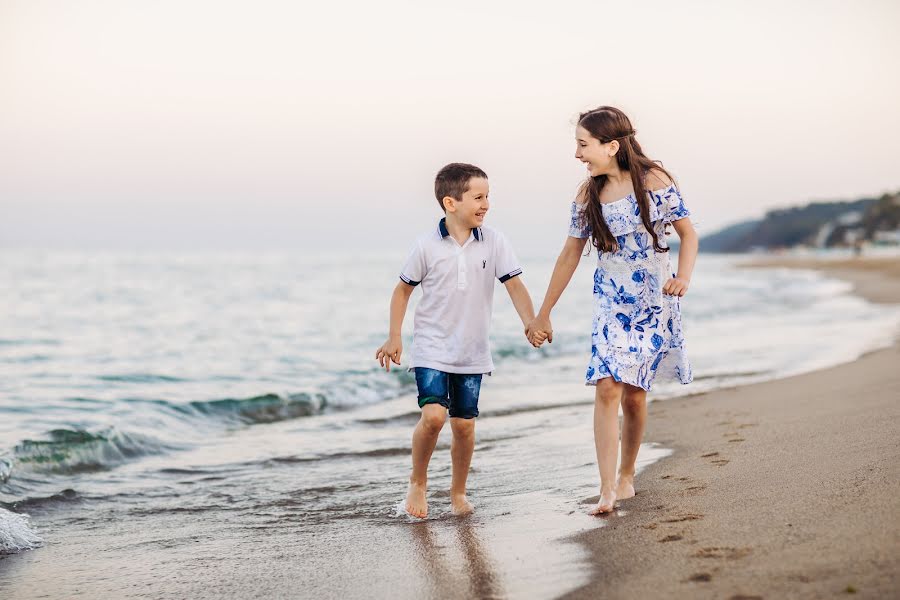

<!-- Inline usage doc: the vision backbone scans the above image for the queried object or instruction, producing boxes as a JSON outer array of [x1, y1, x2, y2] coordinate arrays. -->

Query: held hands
[[525, 314, 553, 348], [662, 276, 690, 297], [375, 335, 402, 371]]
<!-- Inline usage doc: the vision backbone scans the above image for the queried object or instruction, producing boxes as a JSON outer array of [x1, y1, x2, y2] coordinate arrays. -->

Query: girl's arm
[[529, 235, 588, 342], [662, 217, 698, 296]]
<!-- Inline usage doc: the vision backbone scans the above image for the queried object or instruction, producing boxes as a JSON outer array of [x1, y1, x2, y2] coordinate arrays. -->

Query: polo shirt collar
[[438, 217, 481, 241]]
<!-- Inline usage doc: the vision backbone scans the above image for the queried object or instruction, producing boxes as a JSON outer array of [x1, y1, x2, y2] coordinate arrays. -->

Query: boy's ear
[[443, 196, 457, 213]]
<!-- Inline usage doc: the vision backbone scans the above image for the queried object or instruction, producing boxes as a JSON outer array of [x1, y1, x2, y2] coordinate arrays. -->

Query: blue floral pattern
[[569, 185, 692, 391]]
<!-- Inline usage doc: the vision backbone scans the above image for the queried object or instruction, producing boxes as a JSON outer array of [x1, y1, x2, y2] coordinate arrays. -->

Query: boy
[[375, 162, 537, 518]]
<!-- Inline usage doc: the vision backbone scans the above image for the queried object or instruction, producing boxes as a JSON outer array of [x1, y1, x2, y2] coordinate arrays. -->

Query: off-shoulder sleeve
[[658, 187, 691, 224], [568, 201, 591, 238]]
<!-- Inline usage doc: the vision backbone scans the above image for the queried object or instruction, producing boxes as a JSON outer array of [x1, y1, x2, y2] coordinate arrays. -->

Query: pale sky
[[1, 0, 898, 253]]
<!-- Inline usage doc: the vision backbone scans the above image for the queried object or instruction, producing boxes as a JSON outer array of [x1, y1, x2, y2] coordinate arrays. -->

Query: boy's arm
[[503, 276, 536, 328], [375, 281, 416, 371]]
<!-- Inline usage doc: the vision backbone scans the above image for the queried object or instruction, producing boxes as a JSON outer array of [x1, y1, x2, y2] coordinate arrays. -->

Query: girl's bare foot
[[589, 489, 617, 515], [406, 482, 428, 518], [615, 474, 635, 500], [450, 493, 474, 516]]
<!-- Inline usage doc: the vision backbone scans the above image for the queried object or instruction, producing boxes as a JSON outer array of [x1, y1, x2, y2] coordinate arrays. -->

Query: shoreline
[[566, 255, 900, 599], [1, 255, 898, 599]]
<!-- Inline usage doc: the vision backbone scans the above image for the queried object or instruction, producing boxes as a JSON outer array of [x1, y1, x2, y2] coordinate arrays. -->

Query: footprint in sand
[[661, 513, 704, 523], [642, 523, 659, 530], [693, 546, 751, 560], [661, 474, 673, 480], [738, 423, 758, 429], [700, 451, 719, 458], [729, 595, 763, 600], [711, 459, 730, 466], [659, 534, 683, 542], [687, 573, 712, 582], [727, 438, 746, 443]]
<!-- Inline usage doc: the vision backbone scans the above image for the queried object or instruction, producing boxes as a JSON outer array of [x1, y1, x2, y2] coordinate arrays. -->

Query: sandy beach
[[565, 255, 900, 599]]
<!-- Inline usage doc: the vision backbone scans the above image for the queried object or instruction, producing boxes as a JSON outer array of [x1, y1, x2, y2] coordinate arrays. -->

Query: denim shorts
[[414, 367, 483, 419]]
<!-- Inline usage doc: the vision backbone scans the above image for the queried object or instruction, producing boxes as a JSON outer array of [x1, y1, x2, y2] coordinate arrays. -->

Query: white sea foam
[[0, 508, 43, 554]]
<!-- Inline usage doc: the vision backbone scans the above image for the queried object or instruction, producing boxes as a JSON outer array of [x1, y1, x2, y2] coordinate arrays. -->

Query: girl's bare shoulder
[[644, 168, 674, 190]]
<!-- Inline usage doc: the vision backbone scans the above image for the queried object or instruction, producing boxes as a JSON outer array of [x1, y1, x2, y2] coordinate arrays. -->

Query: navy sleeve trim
[[399, 274, 421, 286], [498, 268, 522, 283]]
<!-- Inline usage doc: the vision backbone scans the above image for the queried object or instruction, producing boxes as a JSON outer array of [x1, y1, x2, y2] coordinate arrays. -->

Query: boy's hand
[[662, 276, 690, 297], [525, 315, 552, 348], [375, 336, 402, 371]]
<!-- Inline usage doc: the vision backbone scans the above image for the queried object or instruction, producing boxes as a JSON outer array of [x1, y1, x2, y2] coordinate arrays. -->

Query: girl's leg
[[617, 384, 648, 499], [590, 377, 624, 514], [407, 404, 448, 518]]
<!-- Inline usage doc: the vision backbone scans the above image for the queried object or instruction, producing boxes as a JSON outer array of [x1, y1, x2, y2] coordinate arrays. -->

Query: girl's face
[[575, 125, 617, 177]]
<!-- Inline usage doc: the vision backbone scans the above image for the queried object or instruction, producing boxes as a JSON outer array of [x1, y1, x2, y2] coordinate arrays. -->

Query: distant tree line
[[702, 192, 900, 253]]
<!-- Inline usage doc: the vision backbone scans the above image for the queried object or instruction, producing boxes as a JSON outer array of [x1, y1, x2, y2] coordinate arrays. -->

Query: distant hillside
[[702, 192, 900, 252], [700, 220, 761, 253]]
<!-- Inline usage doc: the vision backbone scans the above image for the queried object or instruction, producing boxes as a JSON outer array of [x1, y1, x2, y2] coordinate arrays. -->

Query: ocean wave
[[162, 376, 411, 425], [0, 507, 42, 555], [0, 457, 11, 484], [268, 446, 412, 463], [97, 373, 190, 383], [10, 427, 171, 476], [184, 392, 327, 424], [0, 338, 60, 347], [2, 489, 79, 511]]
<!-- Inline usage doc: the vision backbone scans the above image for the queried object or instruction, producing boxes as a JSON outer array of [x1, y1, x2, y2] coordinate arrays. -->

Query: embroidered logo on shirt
[[482, 260, 486, 269]]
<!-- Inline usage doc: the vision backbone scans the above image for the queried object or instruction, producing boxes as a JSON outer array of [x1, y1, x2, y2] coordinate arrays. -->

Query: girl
[[527, 106, 698, 514]]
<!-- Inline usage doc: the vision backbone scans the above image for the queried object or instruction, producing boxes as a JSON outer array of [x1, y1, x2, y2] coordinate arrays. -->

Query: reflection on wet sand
[[408, 519, 504, 600]]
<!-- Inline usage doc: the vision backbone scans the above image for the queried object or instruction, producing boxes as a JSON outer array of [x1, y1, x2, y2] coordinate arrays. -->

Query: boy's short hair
[[434, 163, 488, 212]]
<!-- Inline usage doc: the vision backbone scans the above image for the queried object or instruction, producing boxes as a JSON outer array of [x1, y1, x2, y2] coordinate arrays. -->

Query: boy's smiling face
[[445, 177, 490, 228]]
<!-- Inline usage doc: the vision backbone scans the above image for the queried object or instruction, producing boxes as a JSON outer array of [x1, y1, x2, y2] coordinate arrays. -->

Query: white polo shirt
[[400, 218, 522, 374]]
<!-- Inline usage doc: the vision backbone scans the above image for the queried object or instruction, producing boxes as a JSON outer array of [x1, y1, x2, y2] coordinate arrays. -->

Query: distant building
[[872, 230, 900, 246], [836, 210, 863, 226]]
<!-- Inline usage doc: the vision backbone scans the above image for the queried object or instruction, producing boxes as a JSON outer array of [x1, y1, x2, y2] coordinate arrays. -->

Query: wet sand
[[564, 255, 900, 599], [743, 255, 900, 304]]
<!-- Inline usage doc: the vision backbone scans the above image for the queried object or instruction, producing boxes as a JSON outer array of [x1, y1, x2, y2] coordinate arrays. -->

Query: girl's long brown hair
[[577, 106, 674, 254]]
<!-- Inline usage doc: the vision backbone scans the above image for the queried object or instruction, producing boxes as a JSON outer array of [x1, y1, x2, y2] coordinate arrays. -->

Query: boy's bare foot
[[406, 482, 428, 518], [589, 489, 617, 515], [450, 493, 474, 516], [616, 474, 636, 500]]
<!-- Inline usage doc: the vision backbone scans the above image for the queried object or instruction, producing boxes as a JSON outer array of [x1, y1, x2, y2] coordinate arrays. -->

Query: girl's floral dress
[[568, 185, 693, 391]]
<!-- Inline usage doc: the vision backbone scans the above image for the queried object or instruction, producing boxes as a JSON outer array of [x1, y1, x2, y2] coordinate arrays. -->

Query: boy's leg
[[617, 384, 647, 500], [449, 418, 475, 515], [447, 374, 481, 516], [407, 368, 450, 518], [591, 376, 624, 514], [407, 403, 447, 517]]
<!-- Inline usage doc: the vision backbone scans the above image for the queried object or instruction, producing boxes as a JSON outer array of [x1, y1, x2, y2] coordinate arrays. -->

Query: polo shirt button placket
[[457, 249, 467, 290]]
